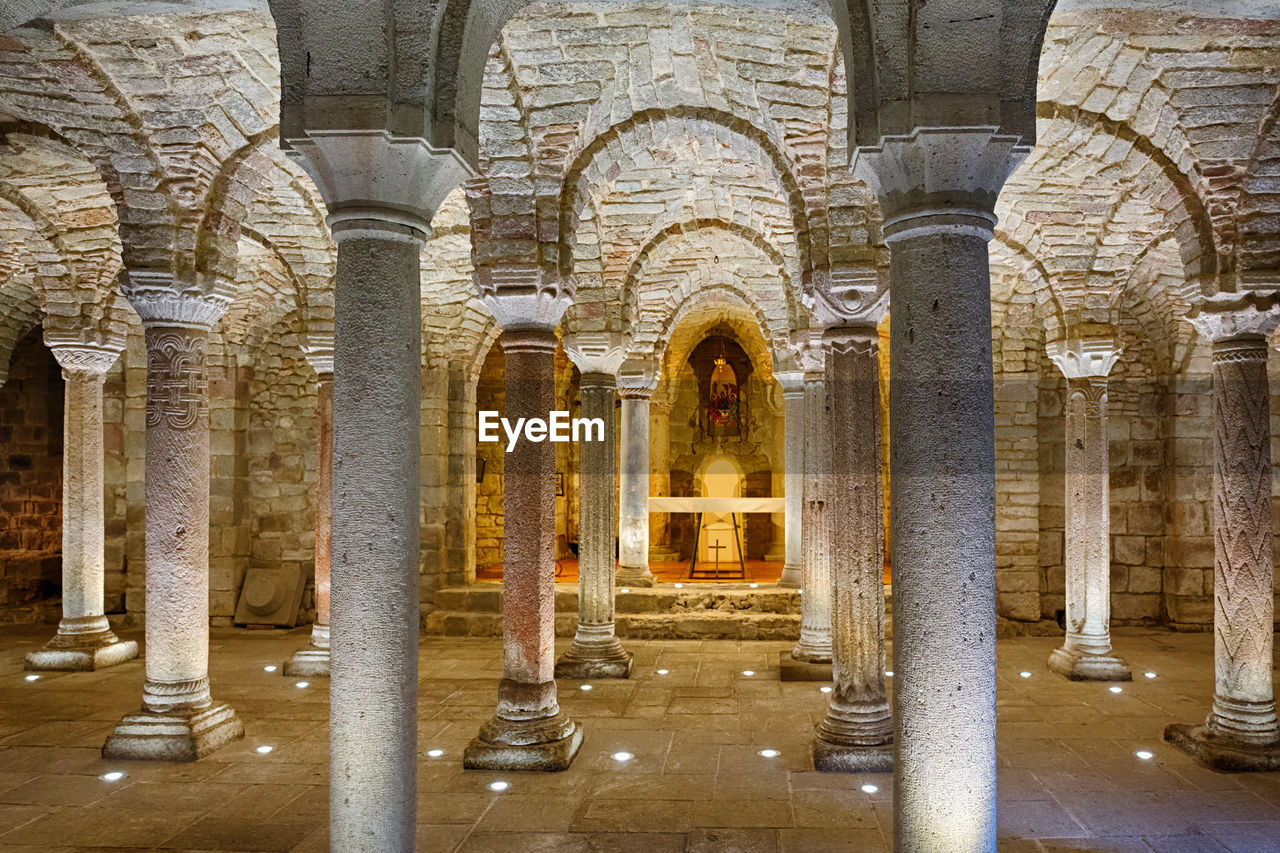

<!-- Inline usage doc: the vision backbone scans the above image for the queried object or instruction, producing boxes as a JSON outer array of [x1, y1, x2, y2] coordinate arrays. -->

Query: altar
[[648, 497, 785, 579]]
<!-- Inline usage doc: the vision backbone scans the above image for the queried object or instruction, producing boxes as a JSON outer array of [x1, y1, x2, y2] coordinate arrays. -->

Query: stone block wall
[[0, 330, 63, 624]]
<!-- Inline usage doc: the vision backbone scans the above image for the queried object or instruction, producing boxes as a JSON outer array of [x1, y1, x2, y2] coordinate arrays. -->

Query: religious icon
[[707, 340, 740, 437]]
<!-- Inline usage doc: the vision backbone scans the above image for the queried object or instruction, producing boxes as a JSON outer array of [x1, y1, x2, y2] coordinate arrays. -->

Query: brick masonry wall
[[0, 329, 63, 624]]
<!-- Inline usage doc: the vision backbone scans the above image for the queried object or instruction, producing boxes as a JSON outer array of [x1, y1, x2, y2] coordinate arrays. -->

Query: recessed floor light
[[620, 588, 631, 593], [861, 784, 879, 793], [425, 749, 444, 758], [99, 771, 126, 782], [264, 665, 277, 673], [1145, 672, 1157, 679], [488, 780, 510, 792], [611, 751, 634, 762], [580, 684, 593, 691], [296, 681, 310, 689], [656, 669, 669, 675], [255, 745, 274, 754], [674, 583, 684, 588], [758, 748, 779, 758], [1136, 750, 1154, 760], [1020, 671, 1032, 678], [749, 583, 758, 588], [742, 670, 755, 677], [820, 686, 833, 693], [1109, 686, 1123, 694], [885, 670, 894, 677], [23, 674, 39, 682]]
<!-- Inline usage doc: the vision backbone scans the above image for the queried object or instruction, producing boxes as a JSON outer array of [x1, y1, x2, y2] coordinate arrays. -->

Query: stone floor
[[0, 625, 1278, 852]]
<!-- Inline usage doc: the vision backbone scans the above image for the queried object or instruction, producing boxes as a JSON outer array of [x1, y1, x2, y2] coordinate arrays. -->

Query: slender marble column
[[26, 342, 139, 672], [285, 363, 333, 677], [791, 369, 833, 663], [466, 328, 583, 769], [648, 390, 678, 563], [556, 372, 632, 679], [617, 391, 655, 586], [814, 326, 892, 771], [1167, 300, 1280, 771], [1047, 338, 1130, 681], [104, 280, 243, 761], [857, 128, 1026, 853], [777, 376, 805, 588]]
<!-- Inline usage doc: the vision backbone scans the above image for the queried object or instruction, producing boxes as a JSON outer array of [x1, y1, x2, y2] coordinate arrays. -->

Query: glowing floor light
[[99, 771, 126, 782], [1020, 671, 1032, 678], [23, 674, 39, 682], [656, 669, 669, 675], [820, 686, 833, 694], [1135, 750, 1154, 760], [885, 670, 893, 677], [580, 684, 593, 691], [255, 745, 274, 754], [295, 681, 310, 689], [1109, 686, 1123, 694], [620, 588, 631, 593], [758, 748, 779, 758], [488, 780, 510, 792], [263, 665, 277, 673], [861, 784, 878, 794], [425, 749, 444, 758], [1144, 672, 1158, 679], [742, 670, 755, 677], [612, 751, 634, 762]]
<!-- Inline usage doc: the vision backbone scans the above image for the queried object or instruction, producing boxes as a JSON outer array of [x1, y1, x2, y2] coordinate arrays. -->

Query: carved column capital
[[1047, 337, 1121, 380], [122, 271, 231, 330], [854, 127, 1028, 241], [1187, 293, 1280, 344], [617, 358, 658, 400], [48, 341, 122, 377], [562, 331, 625, 377], [803, 265, 889, 329]]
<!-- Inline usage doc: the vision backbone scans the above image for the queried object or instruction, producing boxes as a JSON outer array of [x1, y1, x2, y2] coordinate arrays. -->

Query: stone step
[[425, 583, 893, 641]]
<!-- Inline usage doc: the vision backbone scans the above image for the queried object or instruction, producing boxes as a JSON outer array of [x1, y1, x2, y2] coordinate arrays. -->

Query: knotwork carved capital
[[49, 341, 122, 377], [1048, 337, 1121, 380], [145, 328, 208, 432]]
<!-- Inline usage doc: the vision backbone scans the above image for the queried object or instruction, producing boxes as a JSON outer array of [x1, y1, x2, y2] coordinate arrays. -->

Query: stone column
[[466, 328, 583, 769], [648, 389, 678, 563], [290, 131, 467, 851], [556, 371, 632, 679], [857, 128, 1027, 853], [776, 374, 805, 588], [104, 278, 243, 761], [285, 358, 333, 677], [617, 389, 655, 586], [1046, 337, 1130, 681], [787, 364, 833, 671], [26, 342, 139, 672], [1167, 297, 1280, 771], [814, 325, 892, 771]]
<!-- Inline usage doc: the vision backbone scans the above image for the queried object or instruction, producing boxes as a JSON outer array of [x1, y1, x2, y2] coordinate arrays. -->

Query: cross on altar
[[708, 540, 726, 564]]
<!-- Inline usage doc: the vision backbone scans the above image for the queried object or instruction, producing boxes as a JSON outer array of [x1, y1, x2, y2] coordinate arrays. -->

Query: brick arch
[[0, 131, 124, 344], [559, 107, 813, 284], [1236, 98, 1280, 277], [655, 285, 782, 377]]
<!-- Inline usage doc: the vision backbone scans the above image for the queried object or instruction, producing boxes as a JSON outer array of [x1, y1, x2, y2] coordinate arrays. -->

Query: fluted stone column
[[556, 370, 631, 679], [290, 131, 467, 851], [285, 359, 333, 677], [26, 341, 139, 672], [466, 328, 583, 769], [104, 276, 243, 761], [857, 128, 1027, 853], [788, 366, 833, 667], [1047, 337, 1130, 682], [1167, 297, 1280, 771], [814, 325, 892, 771], [776, 374, 805, 588], [617, 389, 655, 586]]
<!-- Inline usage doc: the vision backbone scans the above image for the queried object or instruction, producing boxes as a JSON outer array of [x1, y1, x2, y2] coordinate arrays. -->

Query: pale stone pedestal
[[1165, 723, 1280, 773], [283, 645, 330, 678], [813, 738, 893, 773], [1048, 646, 1131, 682], [102, 703, 243, 762], [25, 616, 138, 672], [779, 650, 832, 681], [464, 706, 583, 771]]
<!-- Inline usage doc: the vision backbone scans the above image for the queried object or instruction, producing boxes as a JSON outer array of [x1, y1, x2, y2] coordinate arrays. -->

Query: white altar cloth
[[647, 497, 785, 513]]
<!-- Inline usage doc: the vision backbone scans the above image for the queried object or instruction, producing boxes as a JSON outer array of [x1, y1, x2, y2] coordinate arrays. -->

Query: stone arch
[[559, 106, 813, 283], [649, 283, 786, 375]]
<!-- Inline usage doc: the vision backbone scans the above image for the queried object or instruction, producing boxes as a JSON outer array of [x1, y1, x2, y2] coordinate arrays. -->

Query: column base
[[1048, 646, 1132, 682], [25, 630, 138, 673], [555, 647, 633, 680], [813, 737, 893, 773], [777, 565, 802, 588], [1165, 723, 1280, 772], [779, 650, 833, 681], [283, 647, 330, 678], [648, 546, 679, 563], [102, 703, 244, 762], [463, 712, 583, 771], [616, 566, 655, 588]]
